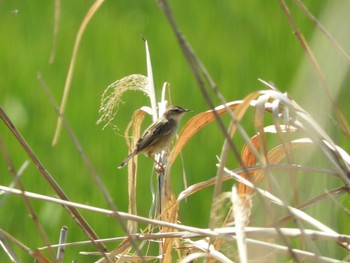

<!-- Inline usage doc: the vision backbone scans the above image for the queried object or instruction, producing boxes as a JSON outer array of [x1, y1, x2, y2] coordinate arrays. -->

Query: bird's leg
[[154, 158, 165, 173], [149, 154, 165, 173]]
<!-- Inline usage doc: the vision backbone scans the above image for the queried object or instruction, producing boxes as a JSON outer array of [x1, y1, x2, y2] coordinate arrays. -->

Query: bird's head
[[163, 105, 191, 121]]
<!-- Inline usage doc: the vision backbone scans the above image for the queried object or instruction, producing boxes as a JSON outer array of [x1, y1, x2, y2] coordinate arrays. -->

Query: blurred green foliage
[[1, 0, 349, 262]]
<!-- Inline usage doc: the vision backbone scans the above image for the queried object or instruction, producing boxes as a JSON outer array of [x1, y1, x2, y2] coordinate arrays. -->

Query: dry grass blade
[[171, 101, 243, 165], [160, 166, 180, 262], [52, 0, 105, 145], [125, 109, 146, 233]]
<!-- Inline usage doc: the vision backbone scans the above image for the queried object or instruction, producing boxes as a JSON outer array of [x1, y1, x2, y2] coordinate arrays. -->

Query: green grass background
[[1, 0, 349, 262]]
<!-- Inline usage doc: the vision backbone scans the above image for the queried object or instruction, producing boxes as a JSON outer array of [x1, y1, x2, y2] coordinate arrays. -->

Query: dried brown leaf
[[252, 138, 312, 186], [239, 125, 299, 195], [239, 136, 260, 195], [161, 167, 180, 262], [171, 99, 257, 165]]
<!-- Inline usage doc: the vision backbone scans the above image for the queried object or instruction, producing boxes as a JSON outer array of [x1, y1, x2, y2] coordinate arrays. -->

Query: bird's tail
[[118, 151, 137, 169]]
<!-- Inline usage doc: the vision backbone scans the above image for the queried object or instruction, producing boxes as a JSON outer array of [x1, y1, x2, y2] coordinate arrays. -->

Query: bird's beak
[[185, 108, 192, 113]]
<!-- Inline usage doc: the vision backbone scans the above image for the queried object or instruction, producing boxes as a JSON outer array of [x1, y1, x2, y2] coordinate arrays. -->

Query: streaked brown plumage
[[118, 105, 191, 169]]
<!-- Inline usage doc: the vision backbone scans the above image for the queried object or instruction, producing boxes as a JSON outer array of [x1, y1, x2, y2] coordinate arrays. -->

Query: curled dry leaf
[[171, 91, 261, 165], [239, 135, 260, 196], [239, 125, 298, 195], [170, 101, 240, 164]]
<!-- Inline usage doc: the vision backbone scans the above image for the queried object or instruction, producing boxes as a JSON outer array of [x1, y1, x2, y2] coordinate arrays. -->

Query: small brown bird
[[118, 105, 191, 169]]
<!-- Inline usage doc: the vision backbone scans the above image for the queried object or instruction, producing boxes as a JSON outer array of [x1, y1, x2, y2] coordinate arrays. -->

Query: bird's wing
[[136, 119, 175, 152]]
